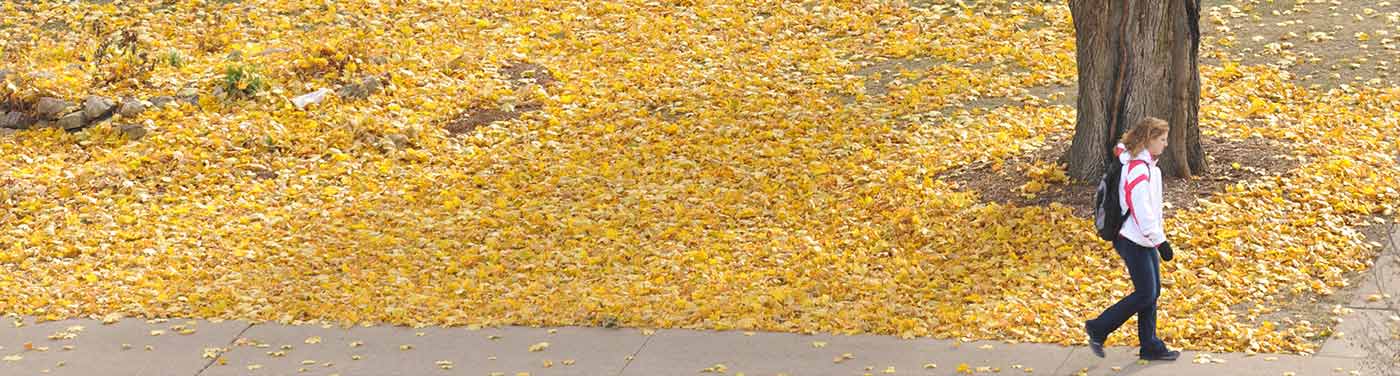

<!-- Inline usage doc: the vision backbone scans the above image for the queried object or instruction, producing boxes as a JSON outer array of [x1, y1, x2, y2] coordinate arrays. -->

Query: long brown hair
[[1119, 117, 1169, 156]]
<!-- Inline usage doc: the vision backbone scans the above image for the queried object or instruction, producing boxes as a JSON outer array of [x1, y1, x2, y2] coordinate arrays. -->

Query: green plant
[[222, 63, 268, 99], [165, 50, 184, 67]]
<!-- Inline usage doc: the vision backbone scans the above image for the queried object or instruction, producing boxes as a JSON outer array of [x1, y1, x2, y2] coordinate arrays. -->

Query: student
[[1085, 117, 1180, 361]]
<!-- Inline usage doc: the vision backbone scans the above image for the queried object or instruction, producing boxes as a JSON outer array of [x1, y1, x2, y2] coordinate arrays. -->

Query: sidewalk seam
[[1313, 352, 1370, 360], [193, 322, 255, 376], [1052, 347, 1075, 375], [614, 330, 655, 376], [1343, 306, 1400, 312], [1381, 221, 1398, 311]]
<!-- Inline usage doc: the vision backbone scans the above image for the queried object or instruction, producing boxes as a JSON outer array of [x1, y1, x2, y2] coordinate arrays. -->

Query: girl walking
[[1085, 117, 1180, 361]]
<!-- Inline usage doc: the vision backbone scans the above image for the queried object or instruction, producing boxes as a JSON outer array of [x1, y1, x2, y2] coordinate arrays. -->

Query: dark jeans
[[1087, 236, 1167, 354]]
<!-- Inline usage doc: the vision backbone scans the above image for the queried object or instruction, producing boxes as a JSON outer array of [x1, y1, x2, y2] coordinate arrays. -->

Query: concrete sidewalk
[[0, 315, 1386, 376], [3, 231, 1396, 376]]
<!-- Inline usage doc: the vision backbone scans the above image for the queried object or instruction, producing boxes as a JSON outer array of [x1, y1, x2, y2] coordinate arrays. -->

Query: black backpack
[[1093, 159, 1129, 241]]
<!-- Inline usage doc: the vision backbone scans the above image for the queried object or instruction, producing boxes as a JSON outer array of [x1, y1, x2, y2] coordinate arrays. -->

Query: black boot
[[1139, 349, 1180, 361], [1084, 321, 1105, 358]]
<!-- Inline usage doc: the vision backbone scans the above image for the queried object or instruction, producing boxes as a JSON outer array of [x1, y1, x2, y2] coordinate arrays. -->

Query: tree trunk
[[1063, 0, 1205, 181]]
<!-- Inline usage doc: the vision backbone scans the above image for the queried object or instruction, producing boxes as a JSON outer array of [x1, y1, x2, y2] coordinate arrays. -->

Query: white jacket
[[1116, 144, 1167, 248]]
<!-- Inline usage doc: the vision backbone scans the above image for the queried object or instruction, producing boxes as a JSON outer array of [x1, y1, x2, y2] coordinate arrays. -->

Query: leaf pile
[[0, 0, 1396, 354]]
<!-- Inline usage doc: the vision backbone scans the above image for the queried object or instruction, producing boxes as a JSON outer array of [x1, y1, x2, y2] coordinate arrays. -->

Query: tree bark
[[1162, 0, 1206, 177], [1064, 0, 1205, 181]]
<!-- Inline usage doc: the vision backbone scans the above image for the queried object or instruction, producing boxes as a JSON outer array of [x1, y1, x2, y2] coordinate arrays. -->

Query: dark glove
[[1158, 241, 1175, 261]]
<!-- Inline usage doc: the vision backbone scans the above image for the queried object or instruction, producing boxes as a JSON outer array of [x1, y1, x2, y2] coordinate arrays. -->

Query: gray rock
[[0, 128, 15, 137], [118, 124, 147, 140], [386, 134, 409, 149], [255, 48, 292, 57], [35, 97, 72, 119], [57, 111, 86, 130], [2, 111, 38, 130], [0, 111, 21, 129], [118, 98, 147, 118], [149, 96, 175, 107], [337, 76, 384, 100], [0, 69, 9, 82], [82, 95, 116, 121], [176, 88, 199, 105]]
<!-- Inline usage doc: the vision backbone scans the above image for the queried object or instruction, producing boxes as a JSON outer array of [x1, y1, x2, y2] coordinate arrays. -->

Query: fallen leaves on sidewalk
[[833, 352, 856, 364], [46, 325, 83, 340], [1191, 353, 1228, 364]]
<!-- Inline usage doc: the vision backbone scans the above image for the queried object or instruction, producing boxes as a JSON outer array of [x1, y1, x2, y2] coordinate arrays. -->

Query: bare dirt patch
[[501, 61, 558, 87], [442, 61, 556, 135], [443, 102, 543, 135], [1201, 0, 1400, 89]]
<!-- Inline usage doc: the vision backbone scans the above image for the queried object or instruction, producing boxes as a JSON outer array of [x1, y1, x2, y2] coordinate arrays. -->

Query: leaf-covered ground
[[1, 0, 1397, 354]]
